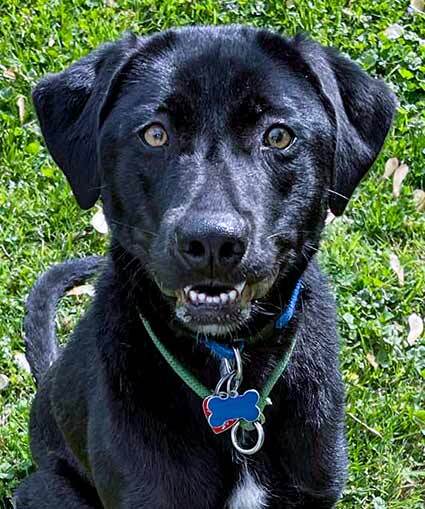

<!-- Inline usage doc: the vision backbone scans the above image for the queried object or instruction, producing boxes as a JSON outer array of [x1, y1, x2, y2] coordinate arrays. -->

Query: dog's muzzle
[[156, 272, 278, 336]]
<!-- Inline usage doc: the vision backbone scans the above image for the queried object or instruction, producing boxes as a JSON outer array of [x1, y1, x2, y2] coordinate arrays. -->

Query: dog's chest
[[226, 467, 269, 509]]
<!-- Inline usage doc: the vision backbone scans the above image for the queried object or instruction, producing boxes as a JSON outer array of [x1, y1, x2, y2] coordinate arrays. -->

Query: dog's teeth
[[228, 290, 237, 302], [184, 285, 243, 306], [234, 281, 246, 295]]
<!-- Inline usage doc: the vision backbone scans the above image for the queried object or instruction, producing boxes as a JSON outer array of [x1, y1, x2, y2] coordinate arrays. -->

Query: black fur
[[23, 256, 104, 386], [16, 25, 396, 508]]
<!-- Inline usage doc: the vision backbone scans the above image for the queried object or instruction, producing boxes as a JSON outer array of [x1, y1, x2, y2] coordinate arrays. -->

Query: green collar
[[139, 313, 298, 417]]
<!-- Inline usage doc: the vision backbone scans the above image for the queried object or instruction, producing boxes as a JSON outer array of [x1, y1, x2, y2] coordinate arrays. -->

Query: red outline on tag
[[202, 396, 238, 434]]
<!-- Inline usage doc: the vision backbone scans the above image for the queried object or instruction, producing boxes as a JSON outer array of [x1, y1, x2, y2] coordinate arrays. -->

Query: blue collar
[[201, 279, 303, 360]]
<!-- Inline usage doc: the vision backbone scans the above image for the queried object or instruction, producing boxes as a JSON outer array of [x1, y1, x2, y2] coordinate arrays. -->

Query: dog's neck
[[95, 241, 308, 407]]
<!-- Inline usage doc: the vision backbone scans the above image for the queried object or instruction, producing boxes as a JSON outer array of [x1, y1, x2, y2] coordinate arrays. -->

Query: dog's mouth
[[156, 274, 278, 337], [180, 281, 247, 307], [175, 280, 252, 336]]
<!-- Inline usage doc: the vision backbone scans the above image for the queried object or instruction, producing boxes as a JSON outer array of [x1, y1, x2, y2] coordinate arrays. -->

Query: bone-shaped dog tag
[[202, 390, 260, 434]]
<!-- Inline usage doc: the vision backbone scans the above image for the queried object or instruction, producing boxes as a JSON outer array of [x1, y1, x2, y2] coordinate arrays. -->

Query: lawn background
[[0, 0, 424, 507]]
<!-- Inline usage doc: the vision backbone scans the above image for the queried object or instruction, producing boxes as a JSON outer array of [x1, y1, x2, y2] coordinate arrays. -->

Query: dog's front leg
[[87, 414, 236, 509], [90, 446, 233, 509], [14, 467, 102, 509]]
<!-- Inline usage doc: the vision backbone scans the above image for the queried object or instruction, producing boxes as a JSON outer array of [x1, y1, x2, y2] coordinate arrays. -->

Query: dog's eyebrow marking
[[227, 466, 269, 509]]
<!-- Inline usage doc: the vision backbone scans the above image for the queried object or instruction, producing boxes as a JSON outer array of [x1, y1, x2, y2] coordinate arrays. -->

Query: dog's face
[[98, 29, 336, 336], [33, 26, 396, 336]]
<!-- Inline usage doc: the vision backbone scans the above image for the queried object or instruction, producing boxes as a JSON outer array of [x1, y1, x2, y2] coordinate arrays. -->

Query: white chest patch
[[227, 467, 269, 509]]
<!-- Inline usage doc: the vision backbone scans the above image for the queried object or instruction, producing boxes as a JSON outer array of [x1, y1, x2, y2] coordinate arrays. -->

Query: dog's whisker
[[326, 188, 349, 200], [266, 231, 283, 240], [89, 183, 109, 191], [110, 219, 158, 237], [304, 242, 318, 252]]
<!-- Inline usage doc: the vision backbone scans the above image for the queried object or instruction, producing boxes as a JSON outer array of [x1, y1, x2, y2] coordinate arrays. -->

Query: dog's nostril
[[187, 240, 206, 259], [219, 240, 245, 262], [220, 241, 237, 260]]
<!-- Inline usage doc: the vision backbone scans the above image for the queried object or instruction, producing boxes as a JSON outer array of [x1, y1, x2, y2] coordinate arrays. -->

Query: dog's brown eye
[[264, 126, 293, 149], [142, 124, 168, 147]]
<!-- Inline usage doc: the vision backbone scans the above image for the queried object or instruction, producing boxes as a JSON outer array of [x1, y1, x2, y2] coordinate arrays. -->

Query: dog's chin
[[156, 274, 278, 338], [175, 301, 253, 337]]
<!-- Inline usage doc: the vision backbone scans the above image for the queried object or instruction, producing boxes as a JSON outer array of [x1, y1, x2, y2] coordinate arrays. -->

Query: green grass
[[0, 0, 424, 507]]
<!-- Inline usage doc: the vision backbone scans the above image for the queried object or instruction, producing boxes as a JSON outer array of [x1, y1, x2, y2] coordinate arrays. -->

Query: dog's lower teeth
[[228, 290, 237, 302], [198, 293, 206, 303], [189, 290, 197, 303], [220, 293, 229, 304], [206, 296, 213, 304]]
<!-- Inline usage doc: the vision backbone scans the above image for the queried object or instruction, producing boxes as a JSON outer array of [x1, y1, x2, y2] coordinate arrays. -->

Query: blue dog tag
[[203, 389, 261, 433]]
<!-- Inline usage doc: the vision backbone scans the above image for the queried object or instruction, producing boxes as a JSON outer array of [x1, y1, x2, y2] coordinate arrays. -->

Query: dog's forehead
[[127, 28, 319, 118]]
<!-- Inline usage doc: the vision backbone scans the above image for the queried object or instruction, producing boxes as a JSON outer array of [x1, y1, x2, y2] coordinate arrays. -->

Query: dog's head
[[33, 26, 396, 337]]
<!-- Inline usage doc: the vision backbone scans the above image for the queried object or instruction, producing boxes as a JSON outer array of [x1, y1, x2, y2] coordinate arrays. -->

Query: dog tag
[[202, 389, 260, 434]]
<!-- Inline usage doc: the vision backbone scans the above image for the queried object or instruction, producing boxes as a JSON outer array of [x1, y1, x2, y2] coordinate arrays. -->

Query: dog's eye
[[264, 125, 294, 150], [142, 124, 168, 147]]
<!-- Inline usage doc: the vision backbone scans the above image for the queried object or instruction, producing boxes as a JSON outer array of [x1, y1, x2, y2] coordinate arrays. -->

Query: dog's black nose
[[176, 215, 247, 272]]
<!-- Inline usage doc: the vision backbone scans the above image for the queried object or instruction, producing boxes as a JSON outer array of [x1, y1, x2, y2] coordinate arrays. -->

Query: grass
[[0, 0, 424, 507]]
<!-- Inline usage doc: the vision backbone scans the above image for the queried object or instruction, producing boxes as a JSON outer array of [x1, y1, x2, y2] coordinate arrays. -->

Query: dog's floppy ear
[[297, 38, 397, 215], [32, 34, 140, 209]]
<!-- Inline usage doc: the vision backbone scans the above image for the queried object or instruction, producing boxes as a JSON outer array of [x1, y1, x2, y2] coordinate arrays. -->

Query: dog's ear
[[296, 38, 397, 215], [32, 34, 140, 209]]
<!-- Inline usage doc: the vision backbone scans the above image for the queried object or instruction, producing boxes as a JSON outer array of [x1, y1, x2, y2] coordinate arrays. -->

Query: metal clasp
[[215, 347, 243, 395], [223, 347, 243, 381]]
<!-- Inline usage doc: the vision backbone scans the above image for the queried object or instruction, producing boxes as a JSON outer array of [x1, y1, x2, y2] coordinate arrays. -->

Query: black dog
[[15, 25, 396, 508]]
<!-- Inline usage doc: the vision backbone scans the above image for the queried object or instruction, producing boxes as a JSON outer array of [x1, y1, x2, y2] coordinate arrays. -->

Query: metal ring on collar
[[214, 371, 242, 396], [226, 372, 242, 394], [231, 421, 264, 455], [214, 371, 233, 395], [224, 347, 243, 380]]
